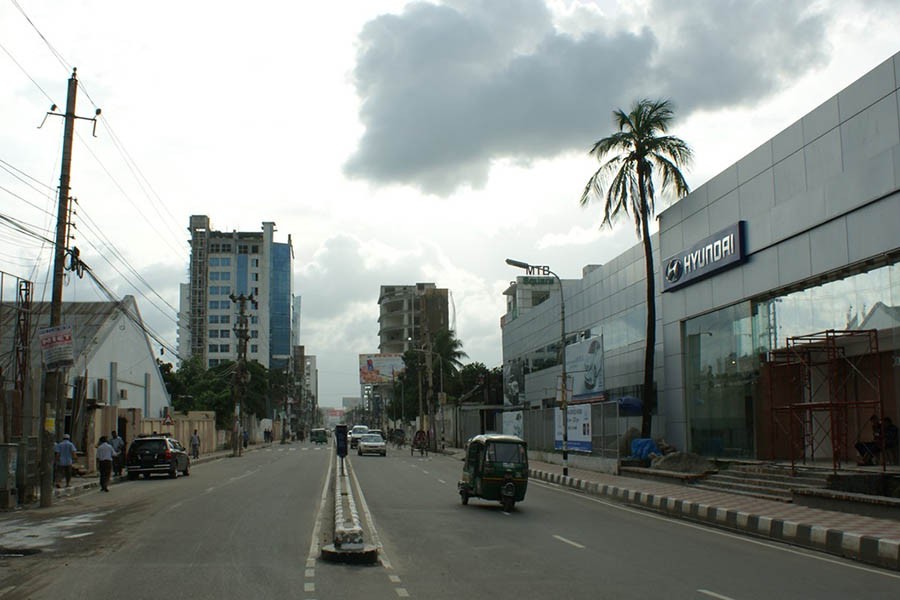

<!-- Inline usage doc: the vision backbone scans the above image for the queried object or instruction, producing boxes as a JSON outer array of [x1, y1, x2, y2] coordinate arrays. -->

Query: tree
[[431, 329, 468, 398], [580, 98, 692, 437]]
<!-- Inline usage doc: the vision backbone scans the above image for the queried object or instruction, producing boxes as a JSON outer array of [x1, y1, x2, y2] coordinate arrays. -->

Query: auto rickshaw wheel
[[501, 497, 514, 512], [460, 490, 469, 505]]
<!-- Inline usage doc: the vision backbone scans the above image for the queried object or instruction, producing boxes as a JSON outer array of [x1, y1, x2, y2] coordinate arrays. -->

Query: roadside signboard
[[39, 325, 74, 369], [358, 353, 405, 385]]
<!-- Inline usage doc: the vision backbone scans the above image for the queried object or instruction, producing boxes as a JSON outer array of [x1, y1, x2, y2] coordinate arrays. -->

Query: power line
[[10, 0, 71, 74], [0, 39, 57, 105]]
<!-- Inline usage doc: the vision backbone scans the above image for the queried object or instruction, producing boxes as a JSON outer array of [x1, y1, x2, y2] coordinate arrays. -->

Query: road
[[2, 443, 898, 600]]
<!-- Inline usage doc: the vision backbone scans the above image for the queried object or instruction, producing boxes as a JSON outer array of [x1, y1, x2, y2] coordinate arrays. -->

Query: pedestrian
[[855, 415, 883, 465], [96, 436, 118, 492], [190, 429, 201, 459], [110, 431, 126, 476], [54, 434, 78, 488], [242, 429, 249, 449]]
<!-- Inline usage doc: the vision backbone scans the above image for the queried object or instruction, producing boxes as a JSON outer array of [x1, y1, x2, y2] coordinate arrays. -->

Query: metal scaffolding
[[766, 329, 884, 473]]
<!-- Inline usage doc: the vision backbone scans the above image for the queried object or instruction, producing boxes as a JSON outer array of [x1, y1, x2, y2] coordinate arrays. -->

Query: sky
[[1, 0, 899, 408]]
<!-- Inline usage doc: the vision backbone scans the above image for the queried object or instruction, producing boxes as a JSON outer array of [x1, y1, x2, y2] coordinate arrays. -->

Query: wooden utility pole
[[230, 293, 255, 456], [39, 69, 99, 506]]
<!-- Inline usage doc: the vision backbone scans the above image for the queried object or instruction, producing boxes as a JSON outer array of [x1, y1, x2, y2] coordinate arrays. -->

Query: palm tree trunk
[[638, 174, 656, 439]]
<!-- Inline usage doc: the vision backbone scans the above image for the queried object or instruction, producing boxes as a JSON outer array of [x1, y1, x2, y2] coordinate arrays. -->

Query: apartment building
[[377, 283, 450, 353], [177, 215, 294, 370]]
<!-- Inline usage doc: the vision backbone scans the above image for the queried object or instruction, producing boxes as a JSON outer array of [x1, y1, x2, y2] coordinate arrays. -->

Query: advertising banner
[[565, 336, 604, 402], [39, 325, 74, 369], [503, 358, 525, 406], [503, 410, 524, 439], [555, 403, 591, 452], [358, 353, 405, 384]]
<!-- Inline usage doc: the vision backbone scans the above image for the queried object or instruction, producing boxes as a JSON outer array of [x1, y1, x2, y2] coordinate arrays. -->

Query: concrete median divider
[[320, 453, 378, 564]]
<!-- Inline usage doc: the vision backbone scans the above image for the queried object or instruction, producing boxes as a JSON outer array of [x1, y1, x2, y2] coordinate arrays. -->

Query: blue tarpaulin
[[630, 438, 660, 460]]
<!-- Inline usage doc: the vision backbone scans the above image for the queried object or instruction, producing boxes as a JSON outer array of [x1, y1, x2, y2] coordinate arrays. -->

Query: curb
[[530, 468, 900, 572]]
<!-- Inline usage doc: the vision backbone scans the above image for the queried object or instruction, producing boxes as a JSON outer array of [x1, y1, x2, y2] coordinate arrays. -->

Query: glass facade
[[684, 262, 900, 457], [270, 243, 292, 369]]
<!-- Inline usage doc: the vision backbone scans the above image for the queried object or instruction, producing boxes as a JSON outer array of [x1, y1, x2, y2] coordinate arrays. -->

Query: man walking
[[190, 429, 201, 459], [54, 434, 78, 488], [96, 436, 117, 492], [110, 431, 126, 476]]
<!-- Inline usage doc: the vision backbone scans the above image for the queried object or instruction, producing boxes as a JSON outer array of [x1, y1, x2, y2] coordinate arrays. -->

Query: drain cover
[[0, 548, 42, 558]]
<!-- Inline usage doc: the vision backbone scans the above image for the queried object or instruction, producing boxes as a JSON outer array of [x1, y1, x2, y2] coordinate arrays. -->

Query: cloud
[[344, 0, 832, 195]]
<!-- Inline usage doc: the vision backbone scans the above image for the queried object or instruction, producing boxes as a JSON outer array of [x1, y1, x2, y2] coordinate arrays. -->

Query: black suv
[[126, 436, 191, 479]]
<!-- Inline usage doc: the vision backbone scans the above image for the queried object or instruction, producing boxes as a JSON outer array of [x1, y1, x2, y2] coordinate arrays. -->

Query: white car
[[349, 425, 369, 449], [357, 433, 387, 456]]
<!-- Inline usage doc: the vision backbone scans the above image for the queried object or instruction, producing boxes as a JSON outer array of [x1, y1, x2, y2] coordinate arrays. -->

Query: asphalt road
[[2, 443, 899, 600]]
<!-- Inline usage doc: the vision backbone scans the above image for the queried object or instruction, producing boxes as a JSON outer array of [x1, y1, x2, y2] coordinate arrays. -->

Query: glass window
[[684, 302, 757, 458], [220, 271, 231, 280], [219, 344, 230, 353], [209, 330, 219, 338], [251, 245, 259, 254], [250, 344, 258, 353], [208, 301, 219, 309], [221, 315, 231, 324], [210, 243, 220, 253], [250, 316, 258, 324], [221, 257, 231, 266], [209, 257, 220, 266], [250, 330, 259, 339], [209, 315, 219, 324], [252, 273, 259, 281], [208, 359, 219, 367], [208, 344, 218, 353], [251, 258, 259, 268], [222, 244, 232, 253], [221, 285, 231, 295], [220, 330, 230, 338], [239, 244, 248, 254], [209, 271, 220, 281], [209, 286, 219, 295]]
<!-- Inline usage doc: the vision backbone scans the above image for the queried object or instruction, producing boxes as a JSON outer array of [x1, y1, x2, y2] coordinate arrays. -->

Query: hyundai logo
[[665, 258, 683, 283]]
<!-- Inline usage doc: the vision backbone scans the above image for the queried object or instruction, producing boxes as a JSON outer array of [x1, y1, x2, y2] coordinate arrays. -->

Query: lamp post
[[410, 347, 444, 451], [506, 258, 568, 477]]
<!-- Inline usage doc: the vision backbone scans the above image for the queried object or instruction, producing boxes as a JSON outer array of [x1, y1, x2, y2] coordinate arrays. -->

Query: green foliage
[[159, 356, 270, 429]]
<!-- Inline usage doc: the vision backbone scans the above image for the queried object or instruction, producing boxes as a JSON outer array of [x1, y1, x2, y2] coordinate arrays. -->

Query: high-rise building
[[177, 215, 294, 370], [377, 283, 449, 353]]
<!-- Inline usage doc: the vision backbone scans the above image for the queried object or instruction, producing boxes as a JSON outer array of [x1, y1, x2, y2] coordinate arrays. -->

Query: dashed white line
[[553, 534, 585, 549], [389, 575, 401, 583], [437, 479, 447, 484], [64, 532, 94, 539], [305, 568, 314, 577], [697, 590, 736, 600], [395, 588, 409, 597], [304, 582, 315, 592]]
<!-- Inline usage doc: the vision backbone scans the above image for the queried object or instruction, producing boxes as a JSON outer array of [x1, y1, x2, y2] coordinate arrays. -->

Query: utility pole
[[39, 69, 100, 506], [421, 294, 436, 451], [230, 293, 255, 457]]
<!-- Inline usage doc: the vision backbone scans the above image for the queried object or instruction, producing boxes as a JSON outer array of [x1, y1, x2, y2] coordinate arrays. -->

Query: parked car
[[126, 435, 190, 479], [349, 425, 369, 449], [357, 433, 387, 457]]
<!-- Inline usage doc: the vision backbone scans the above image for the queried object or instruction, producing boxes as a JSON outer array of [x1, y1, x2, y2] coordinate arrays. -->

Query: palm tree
[[580, 98, 692, 437], [431, 329, 468, 397]]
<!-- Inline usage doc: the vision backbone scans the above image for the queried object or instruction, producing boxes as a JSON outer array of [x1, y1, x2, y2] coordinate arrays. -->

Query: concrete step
[[690, 482, 793, 502], [724, 468, 828, 487], [704, 473, 825, 492]]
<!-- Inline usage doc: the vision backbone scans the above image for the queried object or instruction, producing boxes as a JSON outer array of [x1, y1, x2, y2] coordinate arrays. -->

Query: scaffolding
[[766, 329, 884, 473]]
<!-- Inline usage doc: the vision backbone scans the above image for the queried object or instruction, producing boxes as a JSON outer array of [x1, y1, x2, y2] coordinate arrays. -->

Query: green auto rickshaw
[[458, 434, 528, 512], [311, 428, 327, 445]]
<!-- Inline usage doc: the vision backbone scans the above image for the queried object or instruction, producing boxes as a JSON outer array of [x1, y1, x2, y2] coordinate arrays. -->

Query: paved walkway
[[527, 459, 900, 572]]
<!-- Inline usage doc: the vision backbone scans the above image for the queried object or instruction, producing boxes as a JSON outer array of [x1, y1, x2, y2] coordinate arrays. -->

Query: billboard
[[358, 353, 405, 385], [555, 403, 591, 452], [40, 325, 74, 370], [565, 336, 604, 402]]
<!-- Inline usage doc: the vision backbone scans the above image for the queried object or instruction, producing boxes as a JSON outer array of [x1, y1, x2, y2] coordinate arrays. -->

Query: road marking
[[306, 558, 315, 568], [348, 457, 392, 570], [170, 501, 183, 510], [395, 589, 409, 597], [422, 470, 429, 474], [304, 582, 315, 592], [205, 487, 215, 494], [64, 532, 94, 539], [305, 568, 314, 577], [437, 479, 446, 484], [532, 480, 900, 580], [0, 586, 16, 598], [389, 575, 401, 583], [553, 534, 585, 549], [698, 590, 736, 600]]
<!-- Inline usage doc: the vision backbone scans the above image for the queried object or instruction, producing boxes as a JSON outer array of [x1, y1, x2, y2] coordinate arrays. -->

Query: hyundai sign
[[662, 222, 745, 292]]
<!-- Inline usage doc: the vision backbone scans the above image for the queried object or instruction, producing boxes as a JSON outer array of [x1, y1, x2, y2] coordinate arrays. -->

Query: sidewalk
[[23, 444, 266, 505], [527, 459, 900, 572]]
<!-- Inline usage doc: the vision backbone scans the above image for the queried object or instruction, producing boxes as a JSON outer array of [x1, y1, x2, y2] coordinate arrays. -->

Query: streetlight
[[410, 347, 444, 451], [505, 258, 569, 477]]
